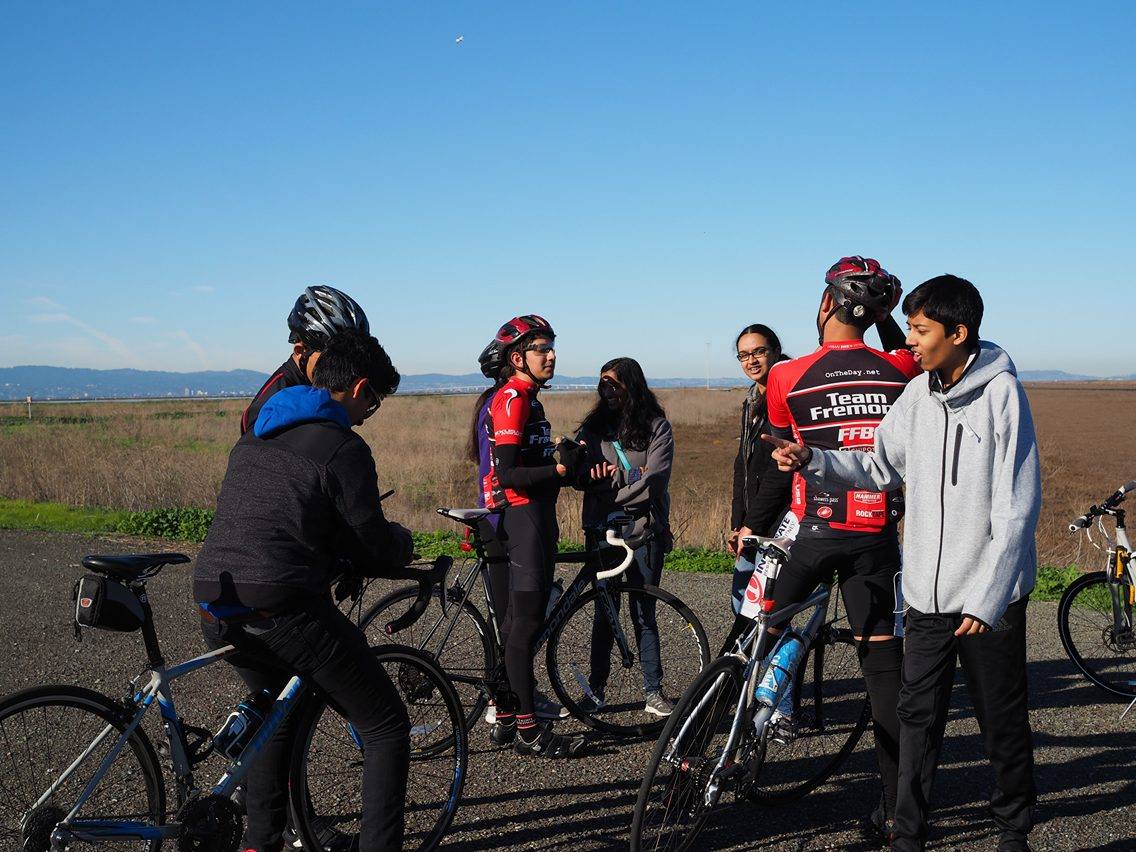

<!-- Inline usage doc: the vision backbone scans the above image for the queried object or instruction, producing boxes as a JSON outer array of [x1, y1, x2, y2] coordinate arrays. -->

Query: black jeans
[[892, 598, 1035, 851], [589, 538, 664, 693], [202, 596, 410, 852]]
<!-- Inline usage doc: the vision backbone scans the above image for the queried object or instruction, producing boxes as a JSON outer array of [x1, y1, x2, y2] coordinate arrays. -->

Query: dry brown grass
[[2, 384, 1134, 563]]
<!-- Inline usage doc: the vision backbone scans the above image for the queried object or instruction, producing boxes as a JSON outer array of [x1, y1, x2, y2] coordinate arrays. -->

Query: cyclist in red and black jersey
[[240, 286, 370, 434], [477, 315, 585, 759], [759, 256, 917, 844]]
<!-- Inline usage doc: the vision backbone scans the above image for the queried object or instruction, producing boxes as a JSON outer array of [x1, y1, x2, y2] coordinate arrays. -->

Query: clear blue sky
[[3, 2, 1133, 378]]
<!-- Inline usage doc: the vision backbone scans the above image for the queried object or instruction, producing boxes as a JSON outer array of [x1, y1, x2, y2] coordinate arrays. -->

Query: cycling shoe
[[513, 723, 586, 758]]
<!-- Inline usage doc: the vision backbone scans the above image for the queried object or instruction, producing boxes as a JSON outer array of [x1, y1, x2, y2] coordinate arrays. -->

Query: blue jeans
[[589, 539, 664, 693]]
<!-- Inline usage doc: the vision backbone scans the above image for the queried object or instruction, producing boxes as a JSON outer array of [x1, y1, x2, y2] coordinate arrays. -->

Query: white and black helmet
[[287, 285, 370, 348]]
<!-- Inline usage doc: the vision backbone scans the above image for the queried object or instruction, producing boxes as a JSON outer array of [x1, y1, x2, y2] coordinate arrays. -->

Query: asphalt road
[[1, 530, 1133, 850]]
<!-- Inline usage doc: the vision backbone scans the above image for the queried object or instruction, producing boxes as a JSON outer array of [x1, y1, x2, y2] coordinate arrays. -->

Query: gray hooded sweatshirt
[[801, 341, 1040, 628]]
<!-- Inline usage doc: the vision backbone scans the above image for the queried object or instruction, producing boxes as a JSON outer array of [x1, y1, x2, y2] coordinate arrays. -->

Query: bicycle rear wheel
[[0, 685, 166, 851], [745, 629, 870, 804], [548, 583, 710, 737], [1057, 571, 1136, 699], [360, 584, 495, 731], [630, 655, 746, 852], [289, 645, 466, 852]]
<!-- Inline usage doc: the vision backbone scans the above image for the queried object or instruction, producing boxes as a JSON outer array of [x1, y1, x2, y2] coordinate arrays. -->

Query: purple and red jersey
[[766, 340, 920, 537], [481, 376, 556, 509]]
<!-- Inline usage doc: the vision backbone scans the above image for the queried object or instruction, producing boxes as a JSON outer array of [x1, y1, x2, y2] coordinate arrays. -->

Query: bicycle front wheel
[[630, 654, 747, 852], [548, 583, 710, 737], [745, 629, 870, 804], [360, 583, 495, 732], [0, 685, 166, 852], [289, 645, 466, 852], [1057, 571, 1136, 699]]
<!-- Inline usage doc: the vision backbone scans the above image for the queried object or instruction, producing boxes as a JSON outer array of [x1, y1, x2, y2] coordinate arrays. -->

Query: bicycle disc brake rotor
[[1105, 625, 1136, 653], [177, 794, 243, 852], [397, 662, 437, 703], [21, 804, 66, 852]]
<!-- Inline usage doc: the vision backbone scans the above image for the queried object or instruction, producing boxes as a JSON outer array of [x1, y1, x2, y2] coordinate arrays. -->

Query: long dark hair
[[466, 382, 502, 463], [578, 357, 666, 452]]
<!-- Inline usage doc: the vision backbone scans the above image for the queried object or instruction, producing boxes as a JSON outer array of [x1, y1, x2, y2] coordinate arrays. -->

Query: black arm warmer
[[494, 444, 561, 491], [876, 315, 909, 352]]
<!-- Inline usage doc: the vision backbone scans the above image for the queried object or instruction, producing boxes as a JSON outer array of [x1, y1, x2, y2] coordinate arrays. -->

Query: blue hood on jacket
[[253, 386, 351, 437]]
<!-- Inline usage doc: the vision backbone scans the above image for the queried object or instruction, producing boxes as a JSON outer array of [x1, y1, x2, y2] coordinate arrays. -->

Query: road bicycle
[[0, 552, 465, 851], [360, 508, 711, 738], [630, 535, 870, 851], [1058, 479, 1136, 700]]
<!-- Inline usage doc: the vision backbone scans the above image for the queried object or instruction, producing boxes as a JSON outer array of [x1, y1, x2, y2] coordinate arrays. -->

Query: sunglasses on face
[[524, 342, 555, 355], [363, 384, 383, 418]]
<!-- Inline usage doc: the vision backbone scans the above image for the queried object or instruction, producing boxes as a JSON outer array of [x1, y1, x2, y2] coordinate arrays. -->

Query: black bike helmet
[[287, 285, 370, 348], [823, 256, 899, 322], [478, 314, 555, 379]]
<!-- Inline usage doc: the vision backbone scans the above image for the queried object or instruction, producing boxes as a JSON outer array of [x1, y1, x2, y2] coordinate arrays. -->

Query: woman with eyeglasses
[[721, 324, 793, 654], [573, 357, 676, 718]]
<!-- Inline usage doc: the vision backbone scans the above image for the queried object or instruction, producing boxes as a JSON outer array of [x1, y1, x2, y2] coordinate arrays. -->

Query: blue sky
[[3, 2, 1133, 378]]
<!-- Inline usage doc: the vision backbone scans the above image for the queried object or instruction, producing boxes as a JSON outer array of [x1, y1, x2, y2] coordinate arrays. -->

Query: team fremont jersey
[[766, 340, 920, 537], [482, 376, 556, 508]]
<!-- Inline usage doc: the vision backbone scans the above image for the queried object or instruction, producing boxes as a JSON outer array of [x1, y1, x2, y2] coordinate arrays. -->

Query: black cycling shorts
[[499, 501, 558, 595], [774, 533, 900, 638]]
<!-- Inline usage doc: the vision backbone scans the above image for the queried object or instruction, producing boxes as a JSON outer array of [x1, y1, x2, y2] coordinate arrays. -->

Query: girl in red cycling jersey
[[476, 316, 585, 758]]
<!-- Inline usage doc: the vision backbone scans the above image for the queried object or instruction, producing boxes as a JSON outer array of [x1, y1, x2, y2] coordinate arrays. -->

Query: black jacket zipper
[[933, 400, 949, 613], [951, 424, 963, 487]]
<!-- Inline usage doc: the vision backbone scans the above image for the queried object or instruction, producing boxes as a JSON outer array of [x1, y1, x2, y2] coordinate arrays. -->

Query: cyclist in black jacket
[[721, 324, 793, 655], [195, 330, 413, 852], [240, 285, 370, 435]]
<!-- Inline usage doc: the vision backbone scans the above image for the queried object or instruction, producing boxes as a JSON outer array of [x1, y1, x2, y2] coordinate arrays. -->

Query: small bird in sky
[[455, 35, 464, 45]]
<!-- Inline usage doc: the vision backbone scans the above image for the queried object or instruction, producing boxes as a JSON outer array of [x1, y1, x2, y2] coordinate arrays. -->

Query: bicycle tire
[[0, 685, 166, 852], [630, 654, 747, 852], [360, 583, 496, 732], [289, 644, 466, 852], [548, 583, 711, 737], [745, 629, 870, 804], [1057, 571, 1136, 700]]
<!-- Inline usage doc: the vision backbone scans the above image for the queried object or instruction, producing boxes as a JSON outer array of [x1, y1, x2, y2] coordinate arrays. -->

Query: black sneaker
[[514, 723, 586, 758], [858, 800, 896, 848], [489, 721, 516, 746]]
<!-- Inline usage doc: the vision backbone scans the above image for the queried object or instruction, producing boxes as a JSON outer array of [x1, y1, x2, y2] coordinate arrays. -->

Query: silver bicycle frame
[[38, 643, 306, 846]]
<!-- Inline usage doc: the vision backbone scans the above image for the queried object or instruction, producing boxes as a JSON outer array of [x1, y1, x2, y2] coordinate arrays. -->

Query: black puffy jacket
[[195, 386, 414, 611]]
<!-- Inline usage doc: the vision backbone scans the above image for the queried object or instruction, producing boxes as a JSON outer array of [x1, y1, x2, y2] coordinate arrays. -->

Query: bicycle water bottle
[[754, 632, 804, 708], [545, 579, 564, 618], [214, 689, 274, 760]]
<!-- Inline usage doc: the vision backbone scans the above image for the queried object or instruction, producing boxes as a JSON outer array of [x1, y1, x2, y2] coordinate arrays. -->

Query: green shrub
[[1033, 563, 1081, 601], [664, 548, 734, 574], [115, 507, 214, 542]]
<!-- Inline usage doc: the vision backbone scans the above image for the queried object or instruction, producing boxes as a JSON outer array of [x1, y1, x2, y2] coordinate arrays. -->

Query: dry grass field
[[2, 384, 1134, 565]]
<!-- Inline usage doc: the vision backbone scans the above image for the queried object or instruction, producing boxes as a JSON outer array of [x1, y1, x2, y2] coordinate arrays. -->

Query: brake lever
[[384, 556, 452, 635]]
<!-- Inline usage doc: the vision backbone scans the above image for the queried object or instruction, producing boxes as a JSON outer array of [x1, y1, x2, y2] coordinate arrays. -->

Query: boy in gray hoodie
[[766, 275, 1039, 851]]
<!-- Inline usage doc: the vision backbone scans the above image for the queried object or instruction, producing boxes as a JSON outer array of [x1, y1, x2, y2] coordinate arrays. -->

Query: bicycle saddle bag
[[73, 574, 145, 632]]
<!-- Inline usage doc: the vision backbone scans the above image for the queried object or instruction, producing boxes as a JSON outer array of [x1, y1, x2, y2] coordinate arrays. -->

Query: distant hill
[[1018, 370, 1108, 382], [0, 365, 749, 400]]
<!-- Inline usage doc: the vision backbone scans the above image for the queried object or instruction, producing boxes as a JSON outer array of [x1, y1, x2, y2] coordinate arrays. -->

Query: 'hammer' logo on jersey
[[810, 391, 890, 421], [839, 425, 876, 443]]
